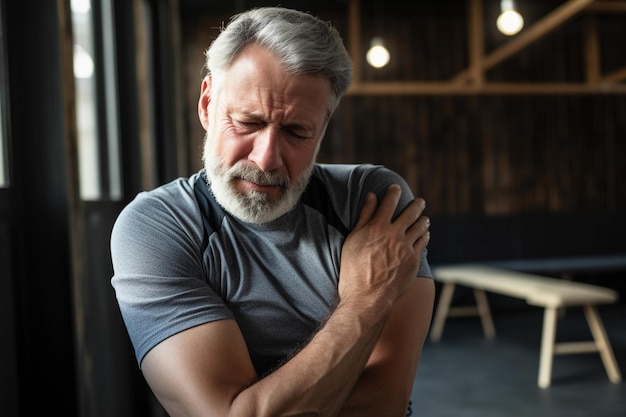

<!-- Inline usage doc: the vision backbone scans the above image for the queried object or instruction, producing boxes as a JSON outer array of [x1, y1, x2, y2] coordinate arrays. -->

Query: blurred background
[[0, 0, 624, 416]]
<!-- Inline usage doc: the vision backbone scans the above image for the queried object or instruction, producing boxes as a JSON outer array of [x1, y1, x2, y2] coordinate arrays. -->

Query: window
[[71, 0, 122, 200], [72, 0, 99, 198]]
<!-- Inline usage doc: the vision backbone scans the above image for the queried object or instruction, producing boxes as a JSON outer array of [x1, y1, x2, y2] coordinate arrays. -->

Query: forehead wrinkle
[[232, 86, 316, 131], [217, 46, 330, 132]]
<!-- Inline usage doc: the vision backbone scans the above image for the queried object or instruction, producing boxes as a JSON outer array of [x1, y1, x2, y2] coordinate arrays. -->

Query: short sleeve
[[110, 182, 234, 365]]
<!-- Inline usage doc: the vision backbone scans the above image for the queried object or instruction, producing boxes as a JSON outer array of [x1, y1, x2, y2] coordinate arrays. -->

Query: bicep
[[141, 319, 258, 417]]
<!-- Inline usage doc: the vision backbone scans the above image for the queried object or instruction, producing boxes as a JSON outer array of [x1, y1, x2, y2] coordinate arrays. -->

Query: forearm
[[338, 278, 435, 417], [230, 299, 390, 417]]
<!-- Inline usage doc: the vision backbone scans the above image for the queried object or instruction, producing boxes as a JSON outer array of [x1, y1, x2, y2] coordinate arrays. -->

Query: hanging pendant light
[[497, 0, 524, 36], [366, 37, 390, 69]]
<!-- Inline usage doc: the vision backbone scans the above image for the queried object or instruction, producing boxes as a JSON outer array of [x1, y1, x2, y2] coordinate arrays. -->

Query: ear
[[198, 75, 212, 130]]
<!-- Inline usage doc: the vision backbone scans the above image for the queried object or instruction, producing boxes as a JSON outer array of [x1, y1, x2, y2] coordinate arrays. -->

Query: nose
[[248, 127, 283, 172]]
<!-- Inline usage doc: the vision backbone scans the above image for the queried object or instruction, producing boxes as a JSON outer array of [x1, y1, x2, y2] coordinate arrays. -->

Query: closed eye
[[282, 124, 314, 140], [233, 119, 264, 132], [285, 129, 308, 140], [235, 119, 260, 126]]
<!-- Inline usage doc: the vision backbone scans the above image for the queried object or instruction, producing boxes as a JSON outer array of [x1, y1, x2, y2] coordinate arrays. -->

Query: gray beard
[[203, 139, 316, 224]]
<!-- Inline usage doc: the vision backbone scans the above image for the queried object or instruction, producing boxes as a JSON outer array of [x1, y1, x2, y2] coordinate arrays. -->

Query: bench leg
[[538, 306, 558, 388], [430, 284, 497, 342], [474, 289, 496, 340], [430, 282, 456, 342], [584, 305, 622, 383]]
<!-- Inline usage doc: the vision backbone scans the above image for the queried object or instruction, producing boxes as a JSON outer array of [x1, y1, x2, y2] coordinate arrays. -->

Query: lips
[[239, 178, 281, 190], [234, 168, 288, 188]]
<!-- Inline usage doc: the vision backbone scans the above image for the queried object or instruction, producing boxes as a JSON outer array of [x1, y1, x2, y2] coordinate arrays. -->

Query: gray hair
[[204, 7, 353, 113]]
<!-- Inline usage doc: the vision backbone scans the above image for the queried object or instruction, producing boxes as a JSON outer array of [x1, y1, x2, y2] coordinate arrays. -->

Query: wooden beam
[[604, 67, 626, 83], [586, 1, 626, 12], [133, 0, 157, 191], [454, 0, 596, 81], [343, 0, 626, 96], [467, 0, 485, 86], [346, 81, 626, 95], [484, 0, 596, 70], [584, 15, 601, 84], [347, 0, 362, 85]]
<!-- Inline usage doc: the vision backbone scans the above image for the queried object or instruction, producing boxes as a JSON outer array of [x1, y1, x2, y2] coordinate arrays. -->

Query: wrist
[[335, 290, 394, 329]]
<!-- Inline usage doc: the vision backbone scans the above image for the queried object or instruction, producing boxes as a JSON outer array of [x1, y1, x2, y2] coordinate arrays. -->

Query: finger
[[406, 216, 430, 244], [373, 184, 403, 221], [412, 223, 431, 254], [414, 230, 431, 254], [354, 192, 378, 230], [394, 198, 426, 230]]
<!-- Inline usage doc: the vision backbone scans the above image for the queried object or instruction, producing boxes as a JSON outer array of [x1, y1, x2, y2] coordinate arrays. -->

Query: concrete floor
[[411, 303, 625, 417]]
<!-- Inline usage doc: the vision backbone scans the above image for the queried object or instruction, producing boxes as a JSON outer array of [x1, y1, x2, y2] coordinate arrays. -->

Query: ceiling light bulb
[[497, 10, 524, 35], [366, 38, 390, 69], [497, 0, 524, 36]]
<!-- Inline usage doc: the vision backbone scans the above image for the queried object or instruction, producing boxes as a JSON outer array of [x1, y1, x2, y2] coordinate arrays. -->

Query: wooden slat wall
[[323, 94, 626, 216]]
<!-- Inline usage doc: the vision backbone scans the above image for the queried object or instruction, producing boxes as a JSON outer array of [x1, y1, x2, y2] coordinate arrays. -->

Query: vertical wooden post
[[348, 0, 362, 87], [584, 15, 601, 85], [467, 0, 485, 86]]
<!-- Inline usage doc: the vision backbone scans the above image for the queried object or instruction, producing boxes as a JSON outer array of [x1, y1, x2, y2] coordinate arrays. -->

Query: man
[[111, 7, 434, 417]]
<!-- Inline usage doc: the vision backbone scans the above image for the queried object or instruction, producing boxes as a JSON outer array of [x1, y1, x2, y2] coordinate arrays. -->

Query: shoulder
[[114, 173, 201, 226], [313, 163, 410, 197], [306, 163, 413, 230], [313, 163, 400, 182], [119, 174, 199, 218], [111, 173, 206, 262]]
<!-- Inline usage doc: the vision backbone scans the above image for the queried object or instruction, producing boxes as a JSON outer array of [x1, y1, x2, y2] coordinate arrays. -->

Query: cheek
[[210, 127, 250, 166], [284, 142, 319, 180]]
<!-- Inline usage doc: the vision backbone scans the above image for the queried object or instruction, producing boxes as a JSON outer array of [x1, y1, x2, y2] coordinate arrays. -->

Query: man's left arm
[[340, 275, 435, 416]]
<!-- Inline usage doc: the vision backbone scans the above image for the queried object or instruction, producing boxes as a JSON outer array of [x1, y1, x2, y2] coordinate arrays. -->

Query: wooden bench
[[429, 264, 623, 388]]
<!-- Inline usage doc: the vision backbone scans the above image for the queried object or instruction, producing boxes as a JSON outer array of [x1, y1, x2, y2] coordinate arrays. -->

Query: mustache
[[227, 163, 288, 187]]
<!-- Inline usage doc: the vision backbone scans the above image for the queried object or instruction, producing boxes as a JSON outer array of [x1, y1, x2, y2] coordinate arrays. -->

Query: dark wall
[[426, 211, 626, 265], [76, 202, 152, 417], [327, 94, 626, 217], [0, 190, 18, 416]]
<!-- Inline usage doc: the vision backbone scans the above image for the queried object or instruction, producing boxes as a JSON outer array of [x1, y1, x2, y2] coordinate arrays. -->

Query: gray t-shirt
[[111, 163, 432, 375]]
